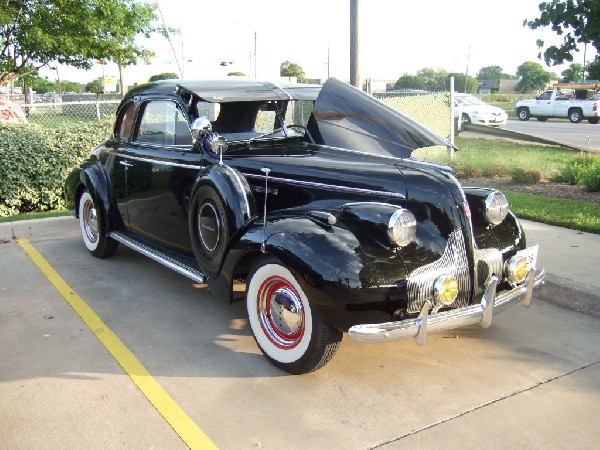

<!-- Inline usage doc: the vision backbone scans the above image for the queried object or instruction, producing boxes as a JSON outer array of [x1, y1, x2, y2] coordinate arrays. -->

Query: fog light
[[505, 255, 529, 284], [433, 275, 459, 305]]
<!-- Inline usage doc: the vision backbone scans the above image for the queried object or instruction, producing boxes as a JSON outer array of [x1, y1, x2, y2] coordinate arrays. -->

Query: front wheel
[[78, 190, 118, 258], [569, 108, 583, 123], [517, 107, 530, 121], [246, 257, 342, 374]]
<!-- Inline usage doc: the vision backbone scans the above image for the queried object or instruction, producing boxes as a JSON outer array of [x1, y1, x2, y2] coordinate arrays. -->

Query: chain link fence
[[3, 91, 454, 160], [375, 92, 454, 160]]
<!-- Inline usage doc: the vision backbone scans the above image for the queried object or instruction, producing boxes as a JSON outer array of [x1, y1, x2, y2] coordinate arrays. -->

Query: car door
[[119, 98, 202, 254], [530, 90, 553, 116]]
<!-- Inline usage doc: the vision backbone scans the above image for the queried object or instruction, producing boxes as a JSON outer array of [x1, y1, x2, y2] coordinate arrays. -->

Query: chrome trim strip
[[226, 165, 252, 218], [242, 173, 406, 199], [348, 267, 545, 344], [109, 231, 207, 284], [119, 154, 202, 171]]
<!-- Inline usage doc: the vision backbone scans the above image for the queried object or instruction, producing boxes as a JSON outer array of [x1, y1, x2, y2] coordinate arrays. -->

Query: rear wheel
[[588, 118, 599, 124], [246, 257, 342, 374], [569, 108, 583, 123], [78, 190, 118, 258], [517, 107, 530, 121]]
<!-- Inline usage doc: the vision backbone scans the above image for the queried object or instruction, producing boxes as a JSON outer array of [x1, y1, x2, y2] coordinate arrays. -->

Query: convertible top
[[127, 78, 321, 103]]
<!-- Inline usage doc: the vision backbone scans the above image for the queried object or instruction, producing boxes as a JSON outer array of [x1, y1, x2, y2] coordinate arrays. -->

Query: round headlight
[[387, 208, 416, 247], [485, 191, 509, 225], [505, 255, 529, 284], [433, 275, 459, 305]]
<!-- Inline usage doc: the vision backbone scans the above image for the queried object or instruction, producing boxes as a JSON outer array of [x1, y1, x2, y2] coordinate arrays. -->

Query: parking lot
[[2, 217, 600, 449]]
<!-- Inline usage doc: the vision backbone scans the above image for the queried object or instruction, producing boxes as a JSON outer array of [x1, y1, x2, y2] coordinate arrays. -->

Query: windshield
[[455, 95, 484, 106], [196, 98, 314, 143]]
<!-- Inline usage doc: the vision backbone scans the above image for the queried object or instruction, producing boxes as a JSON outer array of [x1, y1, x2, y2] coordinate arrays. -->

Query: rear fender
[[69, 158, 122, 233]]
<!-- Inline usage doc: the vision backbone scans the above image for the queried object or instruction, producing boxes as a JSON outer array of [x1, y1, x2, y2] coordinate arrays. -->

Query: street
[[502, 119, 600, 151], [1, 217, 599, 449]]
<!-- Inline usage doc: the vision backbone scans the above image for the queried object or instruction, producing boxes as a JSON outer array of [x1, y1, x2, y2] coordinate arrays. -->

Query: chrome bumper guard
[[348, 268, 545, 344]]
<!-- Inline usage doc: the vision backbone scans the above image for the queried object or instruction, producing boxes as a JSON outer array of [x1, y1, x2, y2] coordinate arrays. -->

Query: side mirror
[[191, 116, 212, 141]]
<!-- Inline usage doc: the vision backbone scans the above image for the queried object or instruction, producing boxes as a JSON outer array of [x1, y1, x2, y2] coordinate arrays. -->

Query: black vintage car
[[64, 78, 544, 374]]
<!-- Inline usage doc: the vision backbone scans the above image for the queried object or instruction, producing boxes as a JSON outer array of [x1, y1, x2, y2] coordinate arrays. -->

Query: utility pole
[[350, 0, 360, 88]]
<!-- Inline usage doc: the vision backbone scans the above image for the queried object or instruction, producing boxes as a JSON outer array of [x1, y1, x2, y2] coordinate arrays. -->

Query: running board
[[109, 230, 207, 284]]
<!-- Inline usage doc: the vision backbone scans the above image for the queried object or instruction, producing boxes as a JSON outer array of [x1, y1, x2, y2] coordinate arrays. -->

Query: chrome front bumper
[[348, 268, 545, 344]]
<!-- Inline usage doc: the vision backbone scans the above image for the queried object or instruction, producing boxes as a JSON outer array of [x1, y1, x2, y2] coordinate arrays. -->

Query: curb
[[538, 273, 600, 319]]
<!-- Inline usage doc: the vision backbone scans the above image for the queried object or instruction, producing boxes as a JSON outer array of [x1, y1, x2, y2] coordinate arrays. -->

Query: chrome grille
[[474, 248, 503, 292], [407, 230, 471, 313]]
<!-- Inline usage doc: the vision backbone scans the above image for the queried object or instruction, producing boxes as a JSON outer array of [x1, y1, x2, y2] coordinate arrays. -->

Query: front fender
[[222, 216, 408, 331], [191, 164, 257, 238]]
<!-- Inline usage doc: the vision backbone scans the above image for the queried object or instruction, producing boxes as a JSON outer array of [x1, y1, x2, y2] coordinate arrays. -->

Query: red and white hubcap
[[256, 275, 305, 349]]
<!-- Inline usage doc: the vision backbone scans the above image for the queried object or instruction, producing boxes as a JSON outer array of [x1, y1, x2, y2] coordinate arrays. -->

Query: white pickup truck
[[515, 88, 600, 124]]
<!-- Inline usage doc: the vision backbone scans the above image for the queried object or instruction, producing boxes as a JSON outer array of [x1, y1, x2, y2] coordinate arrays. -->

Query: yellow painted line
[[17, 238, 217, 450]]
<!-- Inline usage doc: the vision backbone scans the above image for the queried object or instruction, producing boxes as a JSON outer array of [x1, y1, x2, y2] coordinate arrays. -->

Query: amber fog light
[[433, 275, 459, 305], [505, 255, 529, 284]]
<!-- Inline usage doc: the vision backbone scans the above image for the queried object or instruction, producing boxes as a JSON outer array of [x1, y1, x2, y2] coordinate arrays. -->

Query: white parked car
[[454, 93, 508, 126]]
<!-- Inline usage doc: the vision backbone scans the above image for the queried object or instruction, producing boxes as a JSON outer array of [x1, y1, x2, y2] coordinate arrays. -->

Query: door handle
[[119, 161, 134, 167]]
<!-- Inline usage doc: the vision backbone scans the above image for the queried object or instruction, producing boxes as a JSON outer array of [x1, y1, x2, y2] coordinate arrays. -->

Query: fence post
[[449, 77, 455, 159]]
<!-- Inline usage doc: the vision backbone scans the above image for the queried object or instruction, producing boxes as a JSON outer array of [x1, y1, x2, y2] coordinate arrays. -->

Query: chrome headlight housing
[[387, 208, 417, 247], [485, 191, 509, 225]]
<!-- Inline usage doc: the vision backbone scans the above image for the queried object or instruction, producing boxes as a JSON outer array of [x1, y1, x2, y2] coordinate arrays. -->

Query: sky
[[41, 0, 598, 87]]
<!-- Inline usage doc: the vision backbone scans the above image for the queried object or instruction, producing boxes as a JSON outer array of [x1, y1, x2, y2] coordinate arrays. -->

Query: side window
[[135, 101, 192, 146], [115, 102, 135, 140], [537, 91, 552, 101]]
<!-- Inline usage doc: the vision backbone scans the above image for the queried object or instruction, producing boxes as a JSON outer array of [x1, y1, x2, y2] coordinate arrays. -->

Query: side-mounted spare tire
[[189, 165, 256, 278]]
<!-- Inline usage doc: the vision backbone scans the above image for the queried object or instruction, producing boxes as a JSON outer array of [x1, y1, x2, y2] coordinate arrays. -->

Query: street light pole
[[350, 0, 360, 88]]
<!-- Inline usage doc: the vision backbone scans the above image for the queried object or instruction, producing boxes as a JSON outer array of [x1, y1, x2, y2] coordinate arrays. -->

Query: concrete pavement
[[1, 216, 598, 318], [522, 219, 600, 318]]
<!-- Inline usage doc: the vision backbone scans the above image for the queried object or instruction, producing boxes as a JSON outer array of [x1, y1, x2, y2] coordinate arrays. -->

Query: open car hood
[[308, 78, 452, 159]]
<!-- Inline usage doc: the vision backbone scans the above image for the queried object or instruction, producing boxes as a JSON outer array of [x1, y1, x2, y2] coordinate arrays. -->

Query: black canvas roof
[[127, 78, 321, 103]]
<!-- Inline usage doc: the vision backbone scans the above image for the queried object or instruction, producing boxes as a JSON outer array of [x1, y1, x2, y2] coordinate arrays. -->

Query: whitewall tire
[[246, 257, 342, 374], [78, 190, 117, 258]]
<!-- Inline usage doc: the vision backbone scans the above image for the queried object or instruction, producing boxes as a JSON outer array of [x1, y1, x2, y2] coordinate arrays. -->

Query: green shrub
[[482, 163, 509, 178], [511, 168, 542, 184], [451, 162, 482, 179], [559, 155, 600, 190], [0, 120, 112, 217]]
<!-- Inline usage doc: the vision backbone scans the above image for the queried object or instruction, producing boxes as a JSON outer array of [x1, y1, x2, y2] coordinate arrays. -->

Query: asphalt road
[[501, 119, 600, 151], [2, 218, 600, 449]]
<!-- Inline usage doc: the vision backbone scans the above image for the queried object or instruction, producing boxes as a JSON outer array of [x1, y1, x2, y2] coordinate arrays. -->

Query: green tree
[[561, 63, 585, 82], [516, 61, 552, 92], [86, 78, 104, 95], [227, 71, 246, 77], [417, 67, 449, 91], [394, 74, 426, 90], [148, 72, 179, 82], [0, 0, 165, 86], [22, 74, 56, 93], [280, 61, 306, 82], [61, 80, 82, 93], [586, 56, 600, 80], [524, 0, 600, 66], [448, 73, 479, 94], [476, 65, 516, 80]]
